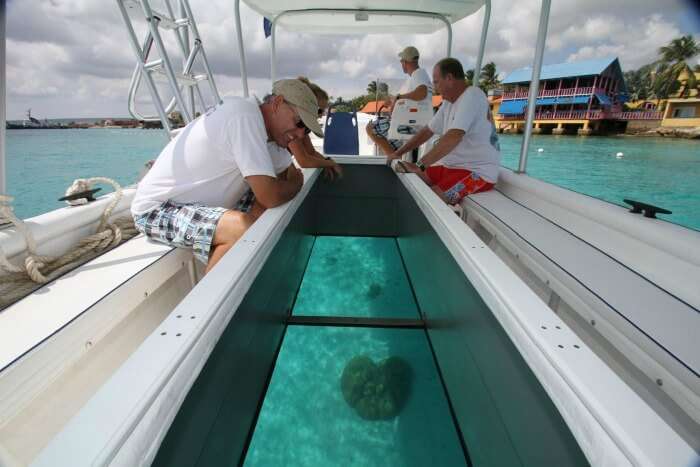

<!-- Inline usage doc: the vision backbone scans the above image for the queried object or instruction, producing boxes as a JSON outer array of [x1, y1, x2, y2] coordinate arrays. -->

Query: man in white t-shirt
[[366, 46, 432, 156], [388, 57, 501, 204], [131, 79, 323, 272]]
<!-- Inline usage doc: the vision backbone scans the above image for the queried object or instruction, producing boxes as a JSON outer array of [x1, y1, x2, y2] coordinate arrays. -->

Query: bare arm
[[289, 136, 334, 168], [398, 84, 428, 101], [289, 135, 343, 180], [245, 171, 302, 208], [391, 126, 434, 159], [419, 129, 464, 166]]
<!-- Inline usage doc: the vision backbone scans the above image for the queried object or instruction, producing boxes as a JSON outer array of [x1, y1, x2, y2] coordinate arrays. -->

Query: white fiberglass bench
[[0, 194, 196, 465], [462, 169, 700, 435]]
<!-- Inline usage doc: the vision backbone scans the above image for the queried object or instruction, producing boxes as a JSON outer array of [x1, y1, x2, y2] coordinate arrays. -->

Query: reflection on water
[[293, 236, 419, 318], [243, 326, 466, 467]]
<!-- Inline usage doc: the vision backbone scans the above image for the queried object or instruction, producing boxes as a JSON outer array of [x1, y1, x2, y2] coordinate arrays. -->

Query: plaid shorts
[[370, 116, 402, 151], [133, 200, 227, 264]]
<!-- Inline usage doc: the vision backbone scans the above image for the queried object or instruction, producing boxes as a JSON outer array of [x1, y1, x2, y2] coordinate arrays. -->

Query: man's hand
[[394, 161, 419, 174], [322, 161, 343, 181], [365, 121, 376, 135], [386, 150, 401, 165]]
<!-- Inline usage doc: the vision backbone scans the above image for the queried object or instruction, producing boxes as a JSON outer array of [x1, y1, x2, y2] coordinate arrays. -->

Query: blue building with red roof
[[496, 57, 661, 135]]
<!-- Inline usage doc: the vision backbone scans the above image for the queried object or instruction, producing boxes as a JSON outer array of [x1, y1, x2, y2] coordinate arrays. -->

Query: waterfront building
[[661, 69, 700, 128], [496, 57, 662, 135], [662, 98, 700, 127]]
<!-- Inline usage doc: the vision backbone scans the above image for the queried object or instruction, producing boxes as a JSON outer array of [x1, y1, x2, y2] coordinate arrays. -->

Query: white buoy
[[537, 148, 544, 153], [616, 152, 624, 159]]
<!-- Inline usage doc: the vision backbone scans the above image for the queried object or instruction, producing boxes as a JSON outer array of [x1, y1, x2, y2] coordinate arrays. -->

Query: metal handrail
[[127, 33, 178, 121], [119, 0, 222, 136]]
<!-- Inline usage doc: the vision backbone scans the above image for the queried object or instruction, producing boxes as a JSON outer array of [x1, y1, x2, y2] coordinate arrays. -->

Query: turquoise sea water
[[293, 236, 420, 318], [5, 129, 167, 219], [244, 325, 467, 467], [499, 134, 700, 231], [246, 236, 465, 466], [4, 129, 699, 231]]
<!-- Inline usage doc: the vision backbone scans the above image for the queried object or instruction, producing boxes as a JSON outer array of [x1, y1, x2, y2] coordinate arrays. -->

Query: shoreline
[[6, 118, 163, 130], [9, 126, 700, 139], [497, 128, 700, 140]]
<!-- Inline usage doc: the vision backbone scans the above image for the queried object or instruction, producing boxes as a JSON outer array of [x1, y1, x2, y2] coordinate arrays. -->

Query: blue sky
[[5, 0, 700, 119]]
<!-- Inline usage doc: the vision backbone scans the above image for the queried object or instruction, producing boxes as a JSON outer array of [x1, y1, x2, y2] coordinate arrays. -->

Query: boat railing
[[498, 110, 663, 121], [502, 86, 608, 100], [613, 111, 663, 120]]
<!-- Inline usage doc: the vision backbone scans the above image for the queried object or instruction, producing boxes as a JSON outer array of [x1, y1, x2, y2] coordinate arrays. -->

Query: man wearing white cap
[[367, 46, 433, 157], [394, 46, 433, 108], [132, 79, 323, 272]]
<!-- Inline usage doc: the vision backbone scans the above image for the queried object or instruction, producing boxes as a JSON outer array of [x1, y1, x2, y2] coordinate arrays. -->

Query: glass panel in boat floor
[[243, 325, 467, 467], [292, 236, 419, 319]]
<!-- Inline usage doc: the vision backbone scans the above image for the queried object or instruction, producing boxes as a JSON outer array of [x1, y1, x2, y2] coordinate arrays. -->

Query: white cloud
[[4, 0, 699, 119], [565, 14, 682, 69]]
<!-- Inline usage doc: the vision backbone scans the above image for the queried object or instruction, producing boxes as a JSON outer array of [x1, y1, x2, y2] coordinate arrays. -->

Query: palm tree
[[654, 35, 700, 98], [366, 80, 389, 97], [624, 64, 654, 101], [479, 62, 501, 91], [465, 69, 475, 86]]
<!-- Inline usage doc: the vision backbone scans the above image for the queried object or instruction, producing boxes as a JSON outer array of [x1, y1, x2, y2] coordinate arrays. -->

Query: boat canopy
[[242, 0, 485, 34]]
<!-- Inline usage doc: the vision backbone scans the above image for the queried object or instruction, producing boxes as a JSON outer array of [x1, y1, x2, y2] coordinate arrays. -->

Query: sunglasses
[[296, 119, 311, 134]]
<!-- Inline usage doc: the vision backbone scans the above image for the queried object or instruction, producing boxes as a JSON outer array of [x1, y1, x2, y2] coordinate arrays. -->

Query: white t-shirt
[[131, 97, 277, 215], [401, 67, 433, 107], [428, 87, 501, 183], [267, 142, 293, 175]]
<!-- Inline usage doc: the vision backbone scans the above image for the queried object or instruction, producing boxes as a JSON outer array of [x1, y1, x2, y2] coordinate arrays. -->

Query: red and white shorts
[[426, 166, 494, 204]]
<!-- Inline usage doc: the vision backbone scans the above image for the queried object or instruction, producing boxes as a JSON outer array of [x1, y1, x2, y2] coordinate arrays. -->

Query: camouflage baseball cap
[[272, 79, 324, 137]]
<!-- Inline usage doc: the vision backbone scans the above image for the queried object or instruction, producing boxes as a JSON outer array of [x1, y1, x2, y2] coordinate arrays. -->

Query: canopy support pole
[[270, 20, 277, 83], [445, 20, 452, 57], [517, 0, 550, 174], [473, 0, 491, 80], [234, 0, 249, 97], [0, 0, 6, 195]]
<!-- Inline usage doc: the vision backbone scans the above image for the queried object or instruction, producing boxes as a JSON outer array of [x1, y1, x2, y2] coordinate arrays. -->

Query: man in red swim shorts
[[388, 57, 501, 205]]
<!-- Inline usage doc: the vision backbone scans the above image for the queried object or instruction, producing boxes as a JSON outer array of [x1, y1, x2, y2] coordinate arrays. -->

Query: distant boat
[[22, 109, 46, 128]]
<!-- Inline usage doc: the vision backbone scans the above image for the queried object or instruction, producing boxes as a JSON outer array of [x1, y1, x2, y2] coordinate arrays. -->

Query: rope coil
[[0, 178, 138, 308]]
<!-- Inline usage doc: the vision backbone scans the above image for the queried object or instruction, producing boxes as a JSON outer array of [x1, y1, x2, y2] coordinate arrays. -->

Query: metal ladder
[[116, 0, 222, 137]]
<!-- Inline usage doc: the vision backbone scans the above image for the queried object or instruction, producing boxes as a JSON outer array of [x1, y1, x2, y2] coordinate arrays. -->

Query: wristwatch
[[416, 160, 426, 171]]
